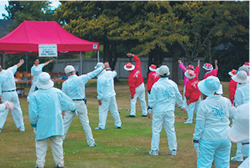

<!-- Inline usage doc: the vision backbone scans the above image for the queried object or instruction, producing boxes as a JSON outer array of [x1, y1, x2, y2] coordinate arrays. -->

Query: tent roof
[[0, 20, 99, 55]]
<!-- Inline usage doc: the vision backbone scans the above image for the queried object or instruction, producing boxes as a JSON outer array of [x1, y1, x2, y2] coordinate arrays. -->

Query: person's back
[[0, 66, 17, 91], [97, 71, 116, 99]]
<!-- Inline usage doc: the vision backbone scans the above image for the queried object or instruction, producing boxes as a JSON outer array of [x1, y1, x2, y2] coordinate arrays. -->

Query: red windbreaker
[[147, 71, 159, 92], [128, 55, 143, 96], [185, 67, 201, 104], [204, 69, 218, 79], [228, 79, 237, 104]]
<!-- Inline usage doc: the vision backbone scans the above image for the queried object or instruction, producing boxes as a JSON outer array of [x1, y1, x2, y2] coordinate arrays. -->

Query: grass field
[[0, 79, 242, 168]]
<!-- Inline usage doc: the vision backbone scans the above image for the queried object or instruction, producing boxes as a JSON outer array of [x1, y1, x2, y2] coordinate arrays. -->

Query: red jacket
[[147, 71, 159, 92], [228, 79, 237, 104], [204, 69, 218, 79], [128, 55, 144, 96], [185, 67, 201, 104]]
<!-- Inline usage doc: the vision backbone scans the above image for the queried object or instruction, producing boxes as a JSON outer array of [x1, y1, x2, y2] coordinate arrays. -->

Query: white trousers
[[36, 136, 64, 168], [63, 101, 95, 145], [98, 96, 121, 129], [186, 97, 201, 122], [198, 139, 231, 168], [151, 111, 177, 151], [130, 83, 147, 116], [0, 104, 5, 111], [0, 91, 24, 129]]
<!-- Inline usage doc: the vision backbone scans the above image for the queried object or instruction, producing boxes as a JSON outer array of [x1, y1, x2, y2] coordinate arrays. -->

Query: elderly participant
[[94, 62, 122, 130], [124, 53, 147, 117], [228, 103, 249, 168], [203, 60, 218, 79], [62, 64, 106, 147], [230, 70, 249, 162], [147, 65, 186, 156], [29, 72, 76, 168], [193, 76, 236, 168], [147, 64, 159, 95], [228, 69, 237, 105], [0, 60, 25, 132]]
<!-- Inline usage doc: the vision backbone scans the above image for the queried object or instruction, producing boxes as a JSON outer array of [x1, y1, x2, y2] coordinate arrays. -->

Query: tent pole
[[98, 51, 99, 62], [56, 57, 58, 72], [26, 52, 28, 73], [80, 51, 82, 75], [2, 52, 5, 68]]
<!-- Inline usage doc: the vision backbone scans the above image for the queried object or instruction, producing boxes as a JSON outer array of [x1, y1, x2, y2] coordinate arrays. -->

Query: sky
[[0, 0, 61, 19]]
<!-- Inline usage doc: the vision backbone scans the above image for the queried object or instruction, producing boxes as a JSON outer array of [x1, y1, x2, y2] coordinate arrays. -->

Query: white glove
[[193, 142, 201, 159], [33, 127, 36, 135], [4, 101, 14, 110]]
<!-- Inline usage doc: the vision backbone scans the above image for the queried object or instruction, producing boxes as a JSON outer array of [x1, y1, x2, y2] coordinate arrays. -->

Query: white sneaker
[[184, 121, 192, 124], [149, 150, 158, 156], [170, 150, 177, 156], [89, 143, 96, 147], [231, 156, 243, 162], [95, 127, 104, 130], [19, 126, 25, 132]]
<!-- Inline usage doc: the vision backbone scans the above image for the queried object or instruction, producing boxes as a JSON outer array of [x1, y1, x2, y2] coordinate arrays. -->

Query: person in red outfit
[[124, 53, 147, 117], [203, 60, 218, 79], [228, 69, 237, 105], [183, 60, 201, 124], [147, 64, 159, 94]]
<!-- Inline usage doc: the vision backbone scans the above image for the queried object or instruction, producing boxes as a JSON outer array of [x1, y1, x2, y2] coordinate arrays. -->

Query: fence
[[52, 57, 206, 80]]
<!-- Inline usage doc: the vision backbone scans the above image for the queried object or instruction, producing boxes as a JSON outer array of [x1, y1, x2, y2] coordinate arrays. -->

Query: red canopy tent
[[0, 20, 99, 72]]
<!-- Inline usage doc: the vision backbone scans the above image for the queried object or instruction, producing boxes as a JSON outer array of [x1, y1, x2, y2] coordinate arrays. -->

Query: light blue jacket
[[234, 82, 249, 107], [62, 67, 104, 99], [193, 95, 236, 141], [0, 65, 17, 95], [29, 87, 76, 141], [97, 70, 116, 100], [31, 64, 44, 82], [149, 78, 185, 112]]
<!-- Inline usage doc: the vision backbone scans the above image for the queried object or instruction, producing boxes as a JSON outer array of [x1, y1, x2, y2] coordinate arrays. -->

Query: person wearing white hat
[[124, 53, 147, 117], [230, 70, 249, 162], [29, 72, 76, 168], [203, 60, 218, 79], [193, 76, 237, 168], [147, 65, 186, 156], [0, 59, 25, 132], [228, 103, 249, 167], [147, 64, 159, 95], [62, 63, 106, 147], [94, 62, 122, 130], [184, 68, 201, 124]]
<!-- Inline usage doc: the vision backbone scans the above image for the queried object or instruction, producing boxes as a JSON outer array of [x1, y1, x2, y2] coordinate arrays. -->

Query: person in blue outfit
[[0, 60, 25, 132], [27, 58, 53, 101], [62, 64, 106, 147], [94, 62, 122, 130], [29, 72, 76, 168], [193, 76, 237, 168], [147, 65, 186, 156]]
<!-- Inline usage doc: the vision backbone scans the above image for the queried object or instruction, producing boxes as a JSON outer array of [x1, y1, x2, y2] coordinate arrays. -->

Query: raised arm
[[43, 59, 54, 66], [214, 60, 218, 70], [178, 60, 187, 73], [16, 59, 24, 69], [127, 53, 141, 69]]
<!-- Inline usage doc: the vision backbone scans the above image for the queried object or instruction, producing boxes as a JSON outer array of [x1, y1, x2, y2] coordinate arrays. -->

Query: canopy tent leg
[[26, 52, 28, 73], [80, 51, 82, 75], [97, 51, 100, 62], [1, 52, 4, 68]]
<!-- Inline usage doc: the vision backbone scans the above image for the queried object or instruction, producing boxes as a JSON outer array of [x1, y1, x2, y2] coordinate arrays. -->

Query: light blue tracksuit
[[193, 95, 237, 168], [149, 78, 185, 152]]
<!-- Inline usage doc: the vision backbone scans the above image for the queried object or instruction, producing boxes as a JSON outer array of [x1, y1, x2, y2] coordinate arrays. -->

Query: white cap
[[228, 103, 249, 143], [156, 65, 170, 77], [94, 62, 104, 69], [35, 72, 54, 90], [198, 76, 221, 96], [64, 65, 75, 74], [232, 71, 249, 83]]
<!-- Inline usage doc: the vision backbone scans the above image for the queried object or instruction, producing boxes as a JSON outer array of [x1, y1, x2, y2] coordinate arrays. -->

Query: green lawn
[[0, 80, 242, 168]]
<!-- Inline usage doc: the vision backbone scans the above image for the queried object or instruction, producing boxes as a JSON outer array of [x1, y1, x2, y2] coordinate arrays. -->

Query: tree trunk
[[103, 42, 111, 63], [111, 44, 120, 82], [172, 42, 179, 85]]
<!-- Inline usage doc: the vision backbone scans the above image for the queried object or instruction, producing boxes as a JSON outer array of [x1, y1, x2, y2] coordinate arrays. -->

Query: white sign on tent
[[39, 44, 58, 57]]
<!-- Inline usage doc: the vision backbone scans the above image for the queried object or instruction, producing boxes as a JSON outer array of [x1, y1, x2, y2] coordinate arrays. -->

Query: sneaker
[[149, 150, 158, 156], [95, 127, 104, 130], [19, 126, 25, 132], [170, 149, 177, 156], [141, 115, 147, 117], [56, 165, 64, 168], [126, 115, 135, 117], [231, 156, 243, 162], [184, 121, 192, 124], [89, 143, 96, 147], [117, 126, 122, 129]]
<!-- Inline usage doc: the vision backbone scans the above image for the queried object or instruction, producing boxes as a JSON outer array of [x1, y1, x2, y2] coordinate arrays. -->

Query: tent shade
[[0, 20, 99, 54]]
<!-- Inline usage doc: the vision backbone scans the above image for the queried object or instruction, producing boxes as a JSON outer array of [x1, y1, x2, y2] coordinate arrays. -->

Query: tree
[[2, 1, 21, 20]]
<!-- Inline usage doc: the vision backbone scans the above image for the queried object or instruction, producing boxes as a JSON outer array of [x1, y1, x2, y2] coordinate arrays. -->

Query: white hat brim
[[149, 67, 157, 72], [184, 71, 196, 79], [36, 80, 54, 90], [215, 84, 223, 95], [124, 64, 135, 71], [227, 127, 249, 143], [232, 75, 249, 83], [198, 80, 214, 97], [202, 65, 213, 71], [156, 68, 170, 76], [228, 72, 235, 77]]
